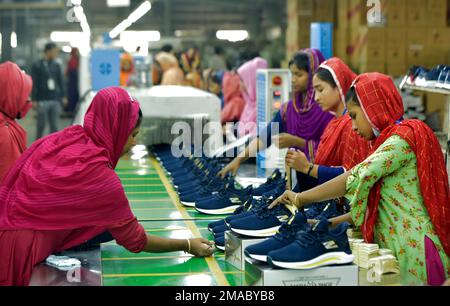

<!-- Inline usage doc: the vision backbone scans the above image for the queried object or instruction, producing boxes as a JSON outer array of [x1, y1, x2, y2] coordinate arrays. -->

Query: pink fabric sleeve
[[0, 126, 22, 183], [221, 97, 245, 124], [108, 218, 147, 253]]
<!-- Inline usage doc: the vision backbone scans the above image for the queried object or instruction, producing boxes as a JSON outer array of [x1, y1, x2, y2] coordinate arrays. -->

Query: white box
[[245, 258, 359, 286], [225, 231, 266, 270]]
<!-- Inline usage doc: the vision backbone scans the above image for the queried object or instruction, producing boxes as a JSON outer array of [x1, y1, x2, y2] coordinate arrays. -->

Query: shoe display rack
[[399, 78, 450, 181]]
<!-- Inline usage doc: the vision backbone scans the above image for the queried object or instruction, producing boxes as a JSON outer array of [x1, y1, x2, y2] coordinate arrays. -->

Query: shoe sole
[[230, 225, 280, 238], [246, 253, 268, 263], [180, 201, 196, 207], [269, 252, 354, 270], [195, 205, 241, 215]]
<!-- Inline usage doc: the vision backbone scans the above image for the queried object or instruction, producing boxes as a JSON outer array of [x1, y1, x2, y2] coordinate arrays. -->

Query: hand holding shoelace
[[269, 190, 301, 210]]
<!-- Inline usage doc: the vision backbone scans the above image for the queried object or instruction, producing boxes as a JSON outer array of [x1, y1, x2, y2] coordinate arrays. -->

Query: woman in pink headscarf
[[237, 57, 268, 138], [0, 62, 33, 183], [0, 87, 213, 286]]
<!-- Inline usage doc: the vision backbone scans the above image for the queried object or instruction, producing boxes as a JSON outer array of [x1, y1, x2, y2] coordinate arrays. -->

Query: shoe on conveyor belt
[[267, 220, 353, 270], [195, 186, 253, 215], [244, 212, 308, 263], [229, 203, 297, 238]]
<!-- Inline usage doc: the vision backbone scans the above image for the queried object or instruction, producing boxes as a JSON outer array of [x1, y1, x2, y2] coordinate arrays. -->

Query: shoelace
[[274, 222, 305, 241], [295, 229, 320, 248], [255, 204, 284, 220]]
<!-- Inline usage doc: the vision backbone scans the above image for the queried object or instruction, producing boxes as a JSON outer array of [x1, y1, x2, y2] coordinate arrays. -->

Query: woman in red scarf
[[0, 62, 33, 183], [285, 57, 371, 184], [0, 87, 213, 286], [271, 73, 450, 285]]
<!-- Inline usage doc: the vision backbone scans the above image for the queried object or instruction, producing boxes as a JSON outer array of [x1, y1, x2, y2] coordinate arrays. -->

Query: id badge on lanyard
[[48, 78, 56, 90]]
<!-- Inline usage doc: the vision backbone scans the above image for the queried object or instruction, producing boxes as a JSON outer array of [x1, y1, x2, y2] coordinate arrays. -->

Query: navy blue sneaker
[[244, 212, 308, 263], [253, 170, 285, 197], [267, 220, 354, 270], [229, 204, 297, 238], [260, 183, 286, 199], [436, 67, 449, 89], [215, 233, 225, 251], [208, 220, 226, 232], [212, 224, 229, 236], [304, 200, 348, 220], [179, 176, 233, 207], [206, 196, 266, 232], [195, 186, 253, 215]]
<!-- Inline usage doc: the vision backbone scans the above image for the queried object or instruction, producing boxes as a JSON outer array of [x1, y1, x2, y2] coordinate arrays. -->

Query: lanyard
[[42, 61, 54, 79]]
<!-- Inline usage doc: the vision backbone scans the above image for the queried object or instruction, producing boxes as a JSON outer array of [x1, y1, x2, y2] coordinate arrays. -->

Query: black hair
[[315, 67, 337, 88], [135, 108, 143, 129], [161, 44, 174, 53], [44, 42, 58, 53], [346, 87, 360, 106], [289, 52, 310, 72], [214, 46, 224, 55]]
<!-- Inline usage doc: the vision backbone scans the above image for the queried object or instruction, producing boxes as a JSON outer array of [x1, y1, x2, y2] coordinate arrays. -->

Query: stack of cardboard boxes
[[286, 0, 450, 76], [286, 0, 335, 58]]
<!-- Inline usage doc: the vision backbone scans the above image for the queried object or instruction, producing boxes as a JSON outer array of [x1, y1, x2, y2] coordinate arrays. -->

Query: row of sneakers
[[151, 144, 287, 216], [406, 65, 450, 90], [210, 199, 354, 270]]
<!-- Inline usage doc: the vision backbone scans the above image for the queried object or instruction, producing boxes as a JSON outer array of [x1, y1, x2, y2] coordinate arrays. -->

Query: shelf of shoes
[[400, 82, 450, 96]]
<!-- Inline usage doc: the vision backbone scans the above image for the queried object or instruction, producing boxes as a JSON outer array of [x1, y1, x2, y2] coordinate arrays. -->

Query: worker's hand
[[189, 238, 214, 257], [269, 190, 300, 209], [286, 150, 310, 174], [272, 133, 301, 149], [217, 158, 241, 179]]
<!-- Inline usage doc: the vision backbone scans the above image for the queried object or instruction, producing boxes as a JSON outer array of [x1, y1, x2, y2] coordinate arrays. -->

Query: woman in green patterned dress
[[270, 73, 450, 285]]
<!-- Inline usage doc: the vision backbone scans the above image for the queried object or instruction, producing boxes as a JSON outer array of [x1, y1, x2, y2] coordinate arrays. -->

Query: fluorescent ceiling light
[[107, 0, 130, 7], [120, 31, 160, 42], [51, 31, 84, 42], [62, 45, 72, 53], [10, 32, 17, 48], [109, 20, 132, 39], [109, 1, 152, 39], [128, 1, 151, 23], [216, 30, 249, 42]]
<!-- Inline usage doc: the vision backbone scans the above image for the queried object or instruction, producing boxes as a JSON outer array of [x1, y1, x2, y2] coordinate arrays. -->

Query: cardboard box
[[407, 29, 428, 66], [245, 259, 359, 286], [387, 28, 407, 64], [334, 27, 349, 62], [225, 231, 266, 271], [314, 0, 336, 24], [299, 0, 315, 12], [387, 62, 407, 77], [428, 0, 448, 27], [407, 0, 428, 27], [359, 61, 386, 74], [358, 27, 386, 64], [427, 28, 450, 66], [348, 0, 365, 28], [386, 0, 406, 27], [337, 0, 350, 28]]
